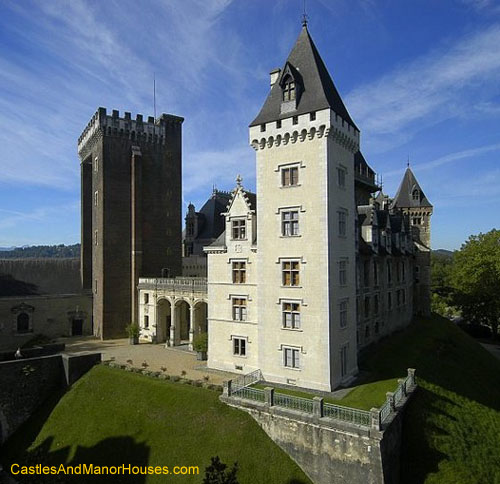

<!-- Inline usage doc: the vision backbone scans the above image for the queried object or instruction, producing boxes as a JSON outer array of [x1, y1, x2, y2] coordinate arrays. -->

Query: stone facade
[[78, 108, 183, 339], [203, 25, 431, 391], [0, 293, 92, 351], [0, 258, 81, 295], [137, 277, 207, 350]]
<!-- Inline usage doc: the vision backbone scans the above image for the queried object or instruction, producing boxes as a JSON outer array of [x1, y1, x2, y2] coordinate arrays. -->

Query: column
[[188, 304, 195, 351]]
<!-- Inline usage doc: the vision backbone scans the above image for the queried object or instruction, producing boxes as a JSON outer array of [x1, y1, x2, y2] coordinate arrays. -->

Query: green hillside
[[3, 366, 311, 484], [3, 314, 500, 484], [360, 315, 500, 484]]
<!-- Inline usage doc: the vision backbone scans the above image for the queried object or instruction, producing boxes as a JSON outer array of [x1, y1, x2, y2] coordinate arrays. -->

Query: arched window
[[17, 312, 30, 333], [412, 189, 419, 201], [282, 77, 296, 102]]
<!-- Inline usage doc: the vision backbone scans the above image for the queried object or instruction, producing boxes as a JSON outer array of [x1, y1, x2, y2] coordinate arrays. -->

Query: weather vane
[[302, 0, 309, 27]]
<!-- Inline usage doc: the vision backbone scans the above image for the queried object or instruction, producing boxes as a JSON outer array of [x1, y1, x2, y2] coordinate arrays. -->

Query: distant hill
[[0, 244, 80, 259], [432, 249, 454, 257]]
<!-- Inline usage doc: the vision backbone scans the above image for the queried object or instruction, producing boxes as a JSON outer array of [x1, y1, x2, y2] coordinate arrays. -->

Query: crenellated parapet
[[249, 109, 359, 153], [77, 107, 184, 157]]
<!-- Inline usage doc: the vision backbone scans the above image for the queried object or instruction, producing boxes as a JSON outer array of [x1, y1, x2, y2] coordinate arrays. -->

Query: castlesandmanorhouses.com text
[[10, 463, 199, 476]]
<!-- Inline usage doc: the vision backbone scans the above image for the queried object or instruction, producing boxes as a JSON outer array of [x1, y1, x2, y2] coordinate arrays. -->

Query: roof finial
[[302, 0, 309, 27], [407, 155, 410, 168], [236, 174, 242, 187]]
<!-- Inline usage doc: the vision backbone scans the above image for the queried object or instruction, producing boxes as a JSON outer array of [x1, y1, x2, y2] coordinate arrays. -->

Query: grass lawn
[[3, 314, 500, 484], [252, 376, 399, 410], [2, 366, 311, 484], [366, 315, 500, 484]]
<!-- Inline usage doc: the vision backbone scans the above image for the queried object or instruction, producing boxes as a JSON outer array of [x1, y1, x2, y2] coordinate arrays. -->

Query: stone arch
[[300, 129, 307, 142], [174, 299, 191, 343], [156, 298, 172, 344], [192, 300, 208, 336]]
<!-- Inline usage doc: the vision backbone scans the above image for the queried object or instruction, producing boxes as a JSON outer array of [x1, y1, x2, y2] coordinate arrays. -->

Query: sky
[[0, 0, 499, 250]]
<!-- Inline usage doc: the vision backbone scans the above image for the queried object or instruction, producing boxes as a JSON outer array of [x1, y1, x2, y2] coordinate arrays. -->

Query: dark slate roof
[[245, 191, 257, 212], [196, 191, 232, 240], [250, 26, 358, 130], [391, 167, 432, 209], [354, 151, 375, 176], [389, 213, 402, 232], [209, 230, 226, 248]]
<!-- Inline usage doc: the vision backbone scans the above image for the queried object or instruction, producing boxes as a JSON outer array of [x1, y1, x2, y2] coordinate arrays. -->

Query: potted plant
[[126, 323, 140, 345], [193, 332, 208, 361]]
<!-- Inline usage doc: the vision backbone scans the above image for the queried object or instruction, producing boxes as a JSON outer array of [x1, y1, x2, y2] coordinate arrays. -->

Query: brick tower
[[78, 108, 183, 339]]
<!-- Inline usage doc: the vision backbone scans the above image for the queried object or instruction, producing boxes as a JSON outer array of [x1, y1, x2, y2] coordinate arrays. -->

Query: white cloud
[[347, 24, 500, 151], [383, 142, 500, 178]]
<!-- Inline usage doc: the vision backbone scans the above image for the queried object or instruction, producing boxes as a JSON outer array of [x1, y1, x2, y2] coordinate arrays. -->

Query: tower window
[[281, 166, 299, 187], [276, 120, 282, 129], [282, 260, 300, 286], [260, 124, 266, 132], [283, 302, 301, 329], [232, 298, 247, 321], [310, 112, 316, 121], [337, 210, 347, 236], [339, 300, 348, 328], [231, 219, 246, 240], [284, 347, 300, 369], [233, 337, 246, 356], [283, 78, 296, 102], [412, 189, 419, 201], [292, 115, 298, 125], [282, 210, 299, 236], [337, 167, 346, 188], [232, 261, 246, 283]]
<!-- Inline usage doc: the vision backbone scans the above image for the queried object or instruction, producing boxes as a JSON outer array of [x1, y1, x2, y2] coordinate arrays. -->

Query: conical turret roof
[[250, 25, 357, 130], [391, 167, 432, 209]]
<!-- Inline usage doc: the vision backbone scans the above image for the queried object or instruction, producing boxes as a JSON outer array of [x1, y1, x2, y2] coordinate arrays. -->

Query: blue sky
[[0, 0, 499, 250]]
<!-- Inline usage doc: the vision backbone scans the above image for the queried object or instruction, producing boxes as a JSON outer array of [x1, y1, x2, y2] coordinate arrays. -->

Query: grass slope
[[362, 315, 500, 484], [3, 366, 311, 484]]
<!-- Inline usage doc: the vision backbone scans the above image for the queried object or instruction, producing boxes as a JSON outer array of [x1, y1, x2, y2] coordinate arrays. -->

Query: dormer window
[[412, 189, 419, 201], [283, 77, 296, 101]]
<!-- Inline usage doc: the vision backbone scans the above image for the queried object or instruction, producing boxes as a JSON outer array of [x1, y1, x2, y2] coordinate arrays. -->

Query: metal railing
[[379, 400, 391, 423], [232, 369, 262, 392], [274, 393, 314, 414], [225, 368, 417, 430], [233, 386, 266, 402], [323, 403, 371, 426]]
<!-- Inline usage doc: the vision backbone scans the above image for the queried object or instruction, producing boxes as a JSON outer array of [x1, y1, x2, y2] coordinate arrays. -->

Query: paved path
[[57, 336, 237, 385], [480, 342, 500, 361]]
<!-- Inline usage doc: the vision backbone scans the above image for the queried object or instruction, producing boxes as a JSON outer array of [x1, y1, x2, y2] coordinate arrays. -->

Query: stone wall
[[0, 353, 101, 444], [0, 293, 92, 351], [221, 372, 416, 484], [0, 258, 81, 295]]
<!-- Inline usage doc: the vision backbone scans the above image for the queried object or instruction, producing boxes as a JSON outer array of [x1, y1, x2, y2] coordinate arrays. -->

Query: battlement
[[78, 107, 184, 154]]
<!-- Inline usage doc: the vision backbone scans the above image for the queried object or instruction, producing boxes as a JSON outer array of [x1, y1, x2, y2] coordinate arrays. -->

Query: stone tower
[[78, 108, 183, 339], [249, 24, 360, 390], [391, 166, 433, 316]]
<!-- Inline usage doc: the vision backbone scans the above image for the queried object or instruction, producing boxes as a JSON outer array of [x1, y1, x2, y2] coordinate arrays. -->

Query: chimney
[[270, 68, 281, 87]]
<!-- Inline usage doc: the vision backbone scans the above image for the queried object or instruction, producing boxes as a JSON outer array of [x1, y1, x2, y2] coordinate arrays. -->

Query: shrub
[[193, 332, 208, 353]]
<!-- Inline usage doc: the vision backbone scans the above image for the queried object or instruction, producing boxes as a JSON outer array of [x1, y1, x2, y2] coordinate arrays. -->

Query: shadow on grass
[[355, 315, 500, 411], [399, 387, 449, 484], [1, 389, 66, 465], [4, 435, 150, 484]]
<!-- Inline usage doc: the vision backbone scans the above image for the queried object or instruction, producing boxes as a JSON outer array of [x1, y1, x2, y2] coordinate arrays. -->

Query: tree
[[430, 252, 455, 317], [202, 456, 239, 484], [450, 229, 500, 339]]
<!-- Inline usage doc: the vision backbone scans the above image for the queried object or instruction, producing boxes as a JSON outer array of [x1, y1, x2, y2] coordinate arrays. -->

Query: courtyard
[[57, 335, 235, 385]]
